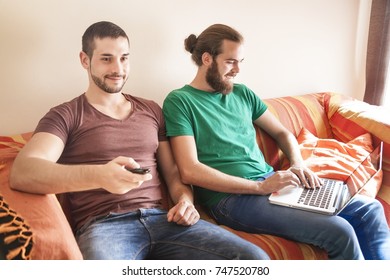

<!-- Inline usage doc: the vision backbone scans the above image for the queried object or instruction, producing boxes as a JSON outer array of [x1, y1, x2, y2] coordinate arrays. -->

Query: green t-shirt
[[163, 84, 273, 207]]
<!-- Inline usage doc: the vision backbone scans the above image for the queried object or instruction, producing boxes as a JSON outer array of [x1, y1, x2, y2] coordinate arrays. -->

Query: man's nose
[[111, 59, 123, 74]]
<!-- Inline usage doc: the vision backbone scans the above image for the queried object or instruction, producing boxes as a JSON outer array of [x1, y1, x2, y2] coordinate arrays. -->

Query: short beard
[[205, 61, 233, 95], [91, 74, 126, 94]]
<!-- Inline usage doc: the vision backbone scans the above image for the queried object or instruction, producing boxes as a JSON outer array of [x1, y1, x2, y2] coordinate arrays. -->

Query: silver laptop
[[268, 142, 383, 215]]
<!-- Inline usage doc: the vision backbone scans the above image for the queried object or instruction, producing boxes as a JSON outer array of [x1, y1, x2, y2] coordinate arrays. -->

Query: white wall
[[0, 0, 371, 135]]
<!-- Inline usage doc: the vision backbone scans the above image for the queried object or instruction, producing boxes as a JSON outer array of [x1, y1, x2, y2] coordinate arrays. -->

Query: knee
[[311, 217, 360, 258], [364, 198, 384, 214], [323, 222, 362, 259], [355, 197, 385, 221]]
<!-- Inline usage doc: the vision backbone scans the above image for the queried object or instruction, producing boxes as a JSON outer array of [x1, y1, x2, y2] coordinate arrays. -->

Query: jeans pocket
[[210, 194, 237, 219], [76, 213, 112, 236]]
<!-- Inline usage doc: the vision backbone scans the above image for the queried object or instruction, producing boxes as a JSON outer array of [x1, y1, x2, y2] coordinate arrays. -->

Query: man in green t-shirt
[[163, 23, 390, 260]]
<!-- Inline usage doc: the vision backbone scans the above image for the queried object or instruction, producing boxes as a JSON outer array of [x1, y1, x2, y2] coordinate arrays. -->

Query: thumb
[[114, 156, 139, 169], [166, 204, 178, 222]]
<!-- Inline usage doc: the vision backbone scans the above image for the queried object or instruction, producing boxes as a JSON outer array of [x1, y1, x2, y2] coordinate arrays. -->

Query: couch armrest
[[326, 93, 390, 223], [0, 133, 83, 259]]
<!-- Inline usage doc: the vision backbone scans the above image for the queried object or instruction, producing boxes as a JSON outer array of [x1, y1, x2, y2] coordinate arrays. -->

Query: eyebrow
[[100, 53, 130, 57], [226, 58, 245, 63]]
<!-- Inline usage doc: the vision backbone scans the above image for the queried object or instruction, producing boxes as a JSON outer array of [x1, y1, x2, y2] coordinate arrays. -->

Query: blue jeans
[[209, 175, 390, 260], [75, 208, 270, 260]]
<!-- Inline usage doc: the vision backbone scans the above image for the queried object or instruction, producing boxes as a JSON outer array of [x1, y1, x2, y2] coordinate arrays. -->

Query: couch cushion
[[221, 226, 327, 260], [326, 94, 390, 224], [0, 133, 83, 260], [258, 93, 333, 170], [296, 128, 382, 197]]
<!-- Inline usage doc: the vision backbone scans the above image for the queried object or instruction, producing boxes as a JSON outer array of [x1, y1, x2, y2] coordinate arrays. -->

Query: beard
[[205, 61, 233, 95], [91, 73, 127, 94]]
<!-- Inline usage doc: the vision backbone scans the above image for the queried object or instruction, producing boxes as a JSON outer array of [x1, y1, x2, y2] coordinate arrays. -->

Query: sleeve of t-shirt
[[162, 91, 195, 137], [147, 100, 168, 142], [240, 84, 268, 121], [34, 103, 74, 144]]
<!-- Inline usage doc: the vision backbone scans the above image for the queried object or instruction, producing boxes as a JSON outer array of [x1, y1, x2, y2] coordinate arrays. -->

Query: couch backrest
[[255, 92, 334, 170]]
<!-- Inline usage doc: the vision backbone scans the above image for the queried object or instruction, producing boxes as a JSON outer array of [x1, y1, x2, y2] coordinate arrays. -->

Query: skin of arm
[[9, 132, 152, 195], [169, 110, 321, 196], [156, 141, 200, 226], [253, 110, 322, 189]]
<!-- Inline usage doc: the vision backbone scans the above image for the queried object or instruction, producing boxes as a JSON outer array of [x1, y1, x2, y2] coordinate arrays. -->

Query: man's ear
[[201, 52, 213, 66], [79, 51, 90, 69]]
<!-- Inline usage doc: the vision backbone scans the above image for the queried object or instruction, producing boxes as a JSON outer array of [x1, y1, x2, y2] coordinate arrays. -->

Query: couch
[[1, 92, 389, 260]]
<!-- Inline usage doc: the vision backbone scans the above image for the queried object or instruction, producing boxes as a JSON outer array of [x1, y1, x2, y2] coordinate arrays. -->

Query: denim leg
[[210, 194, 364, 259], [140, 208, 270, 260], [76, 211, 151, 260], [76, 208, 270, 260], [338, 194, 390, 260]]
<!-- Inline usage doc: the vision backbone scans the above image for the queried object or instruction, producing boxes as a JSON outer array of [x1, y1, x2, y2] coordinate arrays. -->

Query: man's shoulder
[[48, 94, 85, 114], [232, 84, 262, 100], [167, 85, 190, 96], [123, 93, 163, 116], [164, 86, 191, 105], [124, 93, 158, 106], [232, 83, 250, 93]]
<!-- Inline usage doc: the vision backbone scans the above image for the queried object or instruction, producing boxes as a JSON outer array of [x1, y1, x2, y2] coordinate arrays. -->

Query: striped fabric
[[221, 226, 328, 260], [0, 132, 32, 164], [325, 93, 390, 225], [1, 92, 388, 260], [256, 93, 334, 171], [249, 92, 389, 258]]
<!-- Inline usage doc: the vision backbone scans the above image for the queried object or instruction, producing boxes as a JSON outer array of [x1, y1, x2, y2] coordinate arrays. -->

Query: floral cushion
[[0, 194, 33, 260]]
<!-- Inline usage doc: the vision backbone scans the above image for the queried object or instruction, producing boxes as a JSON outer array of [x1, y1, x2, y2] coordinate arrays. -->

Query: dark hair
[[184, 24, 243, 66], [82, 21, 129, 58]]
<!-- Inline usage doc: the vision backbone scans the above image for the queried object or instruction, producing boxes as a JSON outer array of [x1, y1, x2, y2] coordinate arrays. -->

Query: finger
[[288, 170, 304, 186], [304, 170, 322, 188], [167, 204, 186, 224], [124, 172, 153, 183], [293, 170, 311, 188], [173, 205, 199, 226], [179, 209, 199, 226], [167, 206, 175, 222], [115, 156, 139, 169], [177, 207, 193, 225], [189, 211, 200, 225]]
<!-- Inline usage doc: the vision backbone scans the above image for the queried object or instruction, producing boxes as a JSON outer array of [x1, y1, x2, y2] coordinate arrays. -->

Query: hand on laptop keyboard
[[288, 165, 323, 189]]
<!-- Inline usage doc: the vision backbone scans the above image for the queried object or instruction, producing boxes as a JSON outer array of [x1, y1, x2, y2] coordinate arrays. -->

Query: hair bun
[[184, 34, 197, 53]]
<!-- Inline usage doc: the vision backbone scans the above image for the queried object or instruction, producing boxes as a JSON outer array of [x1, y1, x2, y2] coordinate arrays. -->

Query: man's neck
[[85, 89, 123, 106], [84, 90, 132, 120], [189, 73, 214, 93]]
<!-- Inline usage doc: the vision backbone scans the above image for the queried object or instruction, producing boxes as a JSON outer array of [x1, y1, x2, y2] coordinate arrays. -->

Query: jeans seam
[[154, 241, 232, 260]]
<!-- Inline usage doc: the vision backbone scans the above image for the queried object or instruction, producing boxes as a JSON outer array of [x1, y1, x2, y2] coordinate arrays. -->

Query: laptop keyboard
[[297, 179, 335, 209]]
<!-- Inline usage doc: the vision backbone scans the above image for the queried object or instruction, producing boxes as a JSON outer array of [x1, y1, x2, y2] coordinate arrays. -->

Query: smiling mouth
[[106, 75, 124, 81], [225, 74, 235, 80], [226, 71, 236, 78]]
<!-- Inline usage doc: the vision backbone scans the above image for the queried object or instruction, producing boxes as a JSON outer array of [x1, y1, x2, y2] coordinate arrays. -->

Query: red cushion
[[0, 134, 83, 260]]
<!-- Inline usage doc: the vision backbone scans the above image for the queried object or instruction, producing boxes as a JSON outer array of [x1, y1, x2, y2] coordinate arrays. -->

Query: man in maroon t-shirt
[[9, 21, 269, 260]]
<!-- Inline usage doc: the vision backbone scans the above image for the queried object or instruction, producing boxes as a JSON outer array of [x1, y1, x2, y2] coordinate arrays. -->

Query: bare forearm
[[180, 162, 263, 195], [10, 157, 101, 194], [168, 183, 194, 205], [276, 132, 304, 166]]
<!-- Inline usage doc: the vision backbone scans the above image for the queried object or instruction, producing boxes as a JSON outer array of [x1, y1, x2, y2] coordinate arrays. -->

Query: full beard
[[91, 74, 127, 94], [205, 61, 233, 95]]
